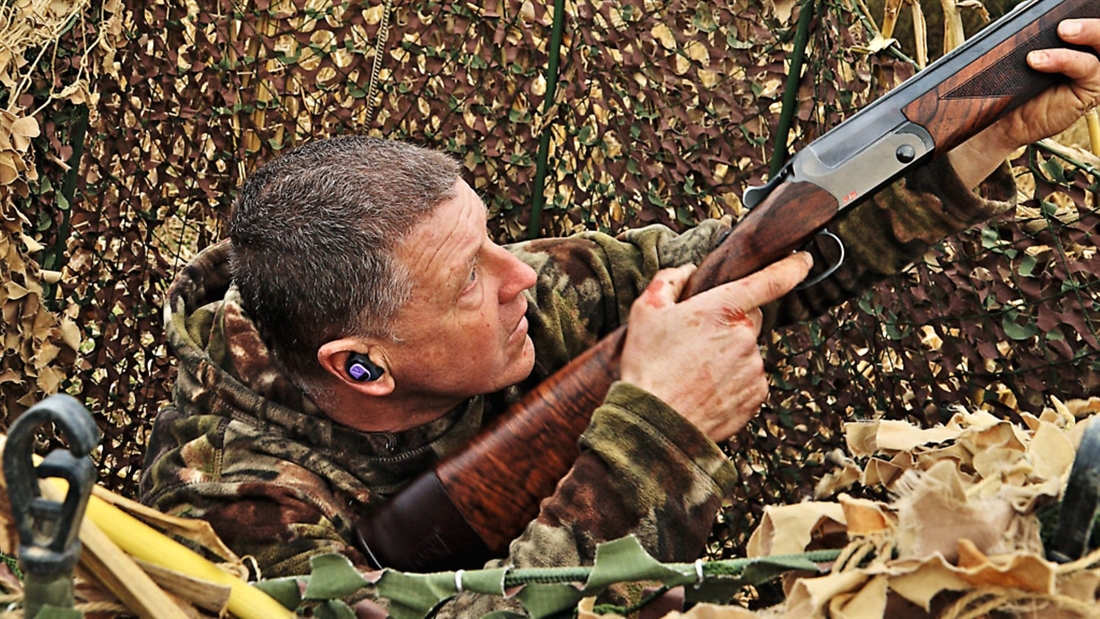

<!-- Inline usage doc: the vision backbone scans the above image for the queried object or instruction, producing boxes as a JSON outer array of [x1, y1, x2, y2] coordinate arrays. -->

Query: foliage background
[[0, 0, 1098, 564]]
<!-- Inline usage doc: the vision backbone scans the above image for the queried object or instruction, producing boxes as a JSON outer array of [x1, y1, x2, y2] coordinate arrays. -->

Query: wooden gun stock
[[356, 0, 1100, 572]]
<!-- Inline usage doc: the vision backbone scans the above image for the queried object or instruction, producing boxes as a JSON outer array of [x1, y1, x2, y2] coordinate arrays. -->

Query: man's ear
[[317, 338, 395, 396]]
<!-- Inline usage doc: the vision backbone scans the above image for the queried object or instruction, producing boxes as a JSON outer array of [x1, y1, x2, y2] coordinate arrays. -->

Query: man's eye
[[462, 266, 478, 291]]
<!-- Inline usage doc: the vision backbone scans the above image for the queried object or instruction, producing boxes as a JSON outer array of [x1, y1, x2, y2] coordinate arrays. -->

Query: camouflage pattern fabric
[[139, 156, 1014, 612]]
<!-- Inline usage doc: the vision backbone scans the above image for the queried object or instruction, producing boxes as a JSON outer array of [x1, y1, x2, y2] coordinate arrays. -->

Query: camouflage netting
[[1, 0, 1098, 567]]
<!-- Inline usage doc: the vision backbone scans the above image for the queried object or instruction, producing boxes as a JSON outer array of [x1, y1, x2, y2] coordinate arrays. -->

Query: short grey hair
[[229, 136, 461, 381]]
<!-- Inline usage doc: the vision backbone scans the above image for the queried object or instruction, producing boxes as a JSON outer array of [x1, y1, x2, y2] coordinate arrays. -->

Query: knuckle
[[766, 277, 790, 302], [749, 307, 765, 328], [752, 376, 769, 402], [740, 346, 765, 370]]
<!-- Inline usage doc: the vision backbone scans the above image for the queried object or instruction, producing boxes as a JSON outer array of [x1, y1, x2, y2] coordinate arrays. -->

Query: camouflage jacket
[[140, 157, 1014, 611]]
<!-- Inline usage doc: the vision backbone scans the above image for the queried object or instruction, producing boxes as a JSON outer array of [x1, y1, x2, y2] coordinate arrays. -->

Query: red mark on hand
[[719, 307, 749, 326]]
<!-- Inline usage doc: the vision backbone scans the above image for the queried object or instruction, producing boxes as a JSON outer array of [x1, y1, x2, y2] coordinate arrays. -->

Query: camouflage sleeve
[[438, 381, 735, 617], [510, 220, 729, 374]]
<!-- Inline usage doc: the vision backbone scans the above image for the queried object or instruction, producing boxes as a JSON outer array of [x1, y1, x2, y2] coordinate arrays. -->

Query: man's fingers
[[1029, 47, 1100, 82], [1031, 20, 1100, 87], [1028, 49, 1100, 118], [640, 253, 810, 316], [1058, 18, 1100, 51], [710, 252, 813, 313]]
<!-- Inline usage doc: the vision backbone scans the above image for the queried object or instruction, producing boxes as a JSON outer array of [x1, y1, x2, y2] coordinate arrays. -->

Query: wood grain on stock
[[437, 181, 840, 555], [681, 182, 842, 299], [439, 328, 625, 552], [903, 0, 1100, 156]]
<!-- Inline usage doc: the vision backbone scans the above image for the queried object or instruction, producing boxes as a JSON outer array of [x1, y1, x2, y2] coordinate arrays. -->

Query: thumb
[[640, 264, 698, 309]]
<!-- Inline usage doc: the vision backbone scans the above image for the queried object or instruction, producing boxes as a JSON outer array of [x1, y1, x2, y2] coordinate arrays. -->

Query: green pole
[[43, 104, 89, 305], [769, 0, 816, 179], [527, 0, 567, 239]]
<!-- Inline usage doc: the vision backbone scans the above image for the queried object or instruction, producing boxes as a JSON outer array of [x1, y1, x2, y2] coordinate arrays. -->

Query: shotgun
[[356, 0, 1100, 571]]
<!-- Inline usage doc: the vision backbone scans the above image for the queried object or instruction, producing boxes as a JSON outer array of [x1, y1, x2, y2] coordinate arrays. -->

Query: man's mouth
[[508, 299, 529, 343], [509, 315, 529, 344]]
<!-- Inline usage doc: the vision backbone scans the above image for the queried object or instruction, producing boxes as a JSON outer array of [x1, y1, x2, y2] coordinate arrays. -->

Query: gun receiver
[[357, 0, 1100, 572]]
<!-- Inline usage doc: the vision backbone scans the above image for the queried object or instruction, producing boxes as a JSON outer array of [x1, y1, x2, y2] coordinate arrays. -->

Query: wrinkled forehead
[[395, 180, 488, 288]]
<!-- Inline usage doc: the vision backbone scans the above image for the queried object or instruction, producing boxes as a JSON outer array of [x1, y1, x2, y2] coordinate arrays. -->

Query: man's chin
[[507, 336, 537, 384]]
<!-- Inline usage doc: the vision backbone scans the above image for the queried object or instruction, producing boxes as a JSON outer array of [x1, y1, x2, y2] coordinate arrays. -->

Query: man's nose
[[498, 250, 537, 302]]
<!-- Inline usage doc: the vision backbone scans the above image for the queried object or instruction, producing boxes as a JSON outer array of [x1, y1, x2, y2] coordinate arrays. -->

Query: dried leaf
[[0, 152, 21, 184], [9, 116, 39, 151], [954, 539, 1055, 593], [746, 503, 846, 557], [838, 495, 892, 536], [20, 233, 43, 253], [827, 574, 887, 619], [133, 558, 232, 614], [784, 570, 868, 618], [59, 318, 81, 351]]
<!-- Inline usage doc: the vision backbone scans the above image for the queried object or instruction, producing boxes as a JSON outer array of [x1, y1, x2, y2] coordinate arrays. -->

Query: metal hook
[[795, 229, 846, 290], [3, 394, 100, 616]]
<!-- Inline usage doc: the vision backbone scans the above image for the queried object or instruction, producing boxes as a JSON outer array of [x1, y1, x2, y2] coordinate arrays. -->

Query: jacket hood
[[164, 240, 332, 429]]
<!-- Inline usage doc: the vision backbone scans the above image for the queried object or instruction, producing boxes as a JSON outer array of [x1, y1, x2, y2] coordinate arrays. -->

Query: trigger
[[795, 229, 846, 290]]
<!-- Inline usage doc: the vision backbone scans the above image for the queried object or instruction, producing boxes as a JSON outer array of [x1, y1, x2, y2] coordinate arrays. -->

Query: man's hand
[[949, 17, 1100, 189], [620, 252, 813, 443]]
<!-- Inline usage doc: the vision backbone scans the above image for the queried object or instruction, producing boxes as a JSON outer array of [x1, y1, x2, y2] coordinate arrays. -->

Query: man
[[141, 19, 1100, 613]]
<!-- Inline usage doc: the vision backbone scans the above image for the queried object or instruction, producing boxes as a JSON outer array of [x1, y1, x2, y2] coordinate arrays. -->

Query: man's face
[[384, 179, 538, 407]]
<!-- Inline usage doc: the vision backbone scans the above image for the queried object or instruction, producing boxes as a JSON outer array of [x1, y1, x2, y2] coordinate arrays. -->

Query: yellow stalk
[[1087, 109, 1100, 158], [880, 0, 904, 39], [5, 432, 296, 618], [79, 493, 296, 619], [910, 0, 928, 69], [37, 472, 189, 617], [32, 470, 295, 619], [940, 0, 965, 54]]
